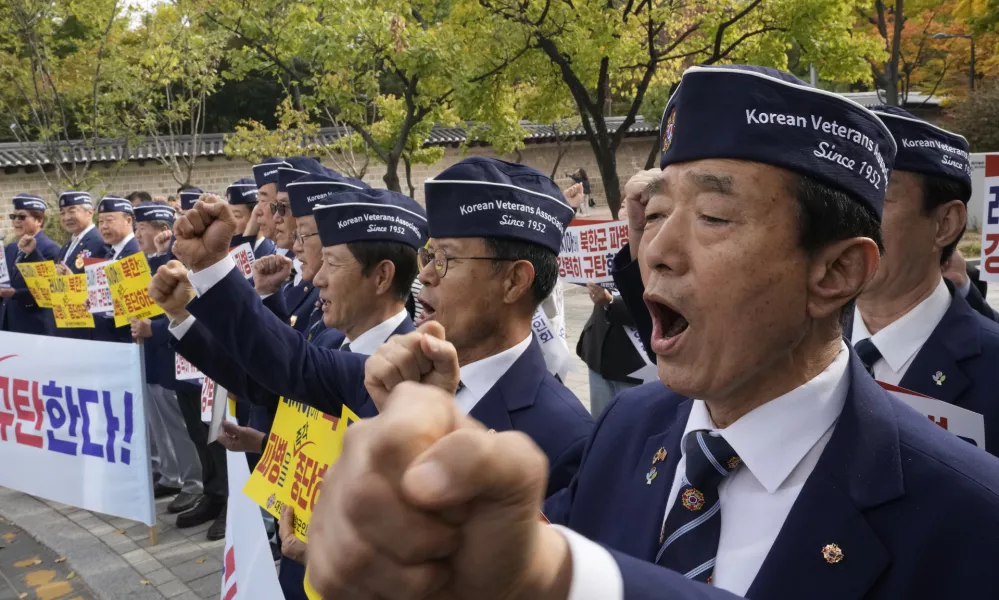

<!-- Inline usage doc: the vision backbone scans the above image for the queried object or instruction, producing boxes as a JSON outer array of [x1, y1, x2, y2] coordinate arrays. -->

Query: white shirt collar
[[111, 232, 135, 258], [683, 340, 851, 494], [340, 309, 409, 356], [455, 334, 533, 415], [852, 278, 951, 373]]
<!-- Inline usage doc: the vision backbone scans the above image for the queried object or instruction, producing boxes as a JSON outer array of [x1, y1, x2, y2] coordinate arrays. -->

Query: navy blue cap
[[252, 157, 290, 188], [59, 191, 93, 209], [98, 196, 134, 216], [287, 173, 369, 218], [870, 105, 972, 202], [226, 178, 259, 205], [13, 193, 46, 212], [179, 188, 206, 211], [276, 157, 332, 194], [313, 189, 428, 249], [424, 157, 574, 254], [660, 65, 897, 219], [134, 203, 176, 224]]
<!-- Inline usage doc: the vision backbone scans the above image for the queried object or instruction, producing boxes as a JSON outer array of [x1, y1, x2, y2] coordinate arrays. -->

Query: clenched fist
[[364, 320, 460, 411], [563, 183, 584, 210], [130, 317, 152, 341], [623, 168, 662, 251], [253, 254, 293, 296], [148, 260, 196, 321], [171, 195, 236, 272], [154, 230, 173, 255], [17, 234, 36, 256]]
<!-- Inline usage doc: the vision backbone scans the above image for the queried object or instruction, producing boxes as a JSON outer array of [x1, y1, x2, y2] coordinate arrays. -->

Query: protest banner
[[532, 306, 571, 380], [230, 243, 256, 280], [105, 254, 164, 326], [85, 260, 114, 315], [0, 253, 9, 287], [557, 220, 629, 286], [201, 378, 218, 423], [175, 354, 204, 381], [879, 382, 986, 449], [15, 261, 56, 308], [243, 399, 360, 542], [622, 324, 657, 382], [982, 154, 999, 282], [49, 274, 95, 328], [222, 401, 286, 600], [0, 331, 155, 525]]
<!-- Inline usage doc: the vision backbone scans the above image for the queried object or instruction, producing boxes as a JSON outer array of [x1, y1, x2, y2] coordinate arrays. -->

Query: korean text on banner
[[557, 220, 629, 285], [106, 254, 164, 326], [243, 399, 360, 542], [230, 243, 256, 280], [201, 378, 217, 423], [982, 154, 999, 283], [0, 253, 9, 287], [0, 331, 155, 525], [175, 354, 204, 381], [85, 261, 114, 315], [15, 260, 56, 308], [532, 306, 571, 380], [49, 274, 95, 328], [879, 382, 986, 449]]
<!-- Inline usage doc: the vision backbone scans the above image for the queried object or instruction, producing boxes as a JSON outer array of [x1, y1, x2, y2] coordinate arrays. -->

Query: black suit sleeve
[[610, 244, 655, 364], [964, 277, 999, 323]]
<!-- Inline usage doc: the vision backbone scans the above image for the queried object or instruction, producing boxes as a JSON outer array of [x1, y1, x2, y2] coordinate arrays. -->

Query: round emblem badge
[[662, 108, 677, 153], [681, 487, 705, 511]]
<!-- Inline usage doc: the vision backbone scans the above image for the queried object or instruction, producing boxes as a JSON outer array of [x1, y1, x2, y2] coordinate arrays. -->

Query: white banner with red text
[[557, 220, 630, 286]]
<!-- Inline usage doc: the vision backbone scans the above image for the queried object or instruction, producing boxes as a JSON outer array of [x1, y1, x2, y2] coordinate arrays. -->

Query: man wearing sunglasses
[[2, 193, 60, 335]]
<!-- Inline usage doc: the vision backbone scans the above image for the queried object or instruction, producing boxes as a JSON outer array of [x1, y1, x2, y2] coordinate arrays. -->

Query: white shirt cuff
[[958, 276, 972, 298], [552, 525, 624, 600], [187, 254, 236, 296], [168, 315, 196, 339]]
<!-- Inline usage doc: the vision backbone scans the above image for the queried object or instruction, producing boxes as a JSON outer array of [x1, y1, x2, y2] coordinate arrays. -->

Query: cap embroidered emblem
[[681, 487, 705, 511], [662, 109, 677, 153]]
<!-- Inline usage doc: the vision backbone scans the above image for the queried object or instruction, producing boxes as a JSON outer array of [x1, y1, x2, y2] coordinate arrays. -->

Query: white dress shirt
[[852, 278, 951, 385], [109, 232, 136, 260], [292, 257, 304, 287], [340, 309, 409, 356], [454, 334, 533, 415], [64, 224, 96, 262], [560, 341, 852, 600]]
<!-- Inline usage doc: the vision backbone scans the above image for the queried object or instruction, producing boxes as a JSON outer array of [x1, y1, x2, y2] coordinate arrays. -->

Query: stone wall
[[0, 136, 656, 240]]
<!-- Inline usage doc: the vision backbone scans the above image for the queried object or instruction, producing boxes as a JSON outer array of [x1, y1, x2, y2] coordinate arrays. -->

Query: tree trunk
[[644, 135, 660, 170], [383, 154, 403, 192], [595, 151, 622, 220], [403, 156, 416, 198]]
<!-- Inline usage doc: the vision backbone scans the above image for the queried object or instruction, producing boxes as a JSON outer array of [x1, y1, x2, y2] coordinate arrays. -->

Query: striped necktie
[[854, 338, 883, 377], [655, 430, 741, 584]]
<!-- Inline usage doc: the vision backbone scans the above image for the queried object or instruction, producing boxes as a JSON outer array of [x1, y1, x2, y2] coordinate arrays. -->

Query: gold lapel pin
[[652, 448, 667, 464], [822, 543, 844, 564]]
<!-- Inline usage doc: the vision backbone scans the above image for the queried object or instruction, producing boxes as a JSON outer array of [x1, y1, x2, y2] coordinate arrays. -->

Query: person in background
[[576, 283, 646, 417], [53, 191, 107, 340], [225, 178, 277, 259], [567, 167, 592, 216], [165, 195, 181, 213], [942, 250, 998, 322], [251, 157, 289, 247], [92, 196, 140, 343], [127, 191, 152, 208], [1, 193, 60, 335]]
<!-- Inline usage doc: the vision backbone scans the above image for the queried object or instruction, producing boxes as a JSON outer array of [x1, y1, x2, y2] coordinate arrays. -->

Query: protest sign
[[85, 261, 114, 315], [879, 382, 986, 449], [243, 399, 360, 542], [557, 220, 629, 285], [201, 378, 217, 423], [982, 154, 999, 282], [222, 401, 286, 600], [175, 354, 204, 381], [49, 274, 95, 328], [532, 306, 571, 380], [105, 254, 164, 326], [0, 254, 9, 287], [0, 331, 155, 525], [230, 243, 256, 280], [15, 261, 56, 308]]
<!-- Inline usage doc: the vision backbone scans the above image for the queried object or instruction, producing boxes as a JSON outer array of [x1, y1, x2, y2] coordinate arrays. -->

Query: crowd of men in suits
[[4, 62, 999, 600]]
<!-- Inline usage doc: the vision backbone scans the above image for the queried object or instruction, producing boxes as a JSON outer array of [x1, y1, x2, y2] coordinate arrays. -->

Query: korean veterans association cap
[[59, 191, 93, 209], [98, 196, 135, 216], [286, 172, 369, 218], [134, 203, 176, 224], [659, 65, 898, 219], [252, 157, 290, 188], [13, 193, 46, 212], [277, 157, 334, 194], [870, 104, 972, 202], [179, 187, 206, 211], [424, 157, 574, 254], [313, 189, 428, 249], [226, 178, 259, 205]]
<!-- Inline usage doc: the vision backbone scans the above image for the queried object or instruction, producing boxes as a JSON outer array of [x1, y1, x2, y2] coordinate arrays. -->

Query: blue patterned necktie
[[655, 430, 741, 584], [854, 338, 883, 377]]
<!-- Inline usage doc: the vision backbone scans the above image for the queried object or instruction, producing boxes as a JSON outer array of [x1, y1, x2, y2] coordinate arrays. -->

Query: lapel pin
[[646, 467, 657, 485], [727, 456, 742, 470], [652, 448, 667, 464], [822, 543, 844, 564], [933, 371, 946, 386]]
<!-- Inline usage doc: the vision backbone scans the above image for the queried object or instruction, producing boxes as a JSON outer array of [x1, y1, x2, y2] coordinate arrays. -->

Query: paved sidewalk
[[0, 515, 95, 600]]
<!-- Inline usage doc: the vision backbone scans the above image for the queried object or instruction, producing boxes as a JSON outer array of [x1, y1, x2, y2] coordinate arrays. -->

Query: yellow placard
[[243, 399, 359, 542], [16, 261, 57, 308], [50, 274, 94, 328], [105, 254, 164, 326]]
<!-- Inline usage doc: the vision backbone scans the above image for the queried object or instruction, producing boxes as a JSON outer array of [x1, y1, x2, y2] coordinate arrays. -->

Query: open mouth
[[415, 295, 436, 326], [645, 296, 689, 355]]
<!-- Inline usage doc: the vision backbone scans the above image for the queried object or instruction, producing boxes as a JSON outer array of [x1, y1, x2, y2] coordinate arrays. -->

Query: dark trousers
[[176, 388, 228, 501]]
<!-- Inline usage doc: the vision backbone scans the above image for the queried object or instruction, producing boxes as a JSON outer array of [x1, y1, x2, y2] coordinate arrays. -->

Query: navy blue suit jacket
[[185, 267, 593, 495], [92, 239, 142, 344], [54, 227, 110, 341], [2, 232, 61, 335], [964, 277, 999, 322], [544, 351, 999, 600]]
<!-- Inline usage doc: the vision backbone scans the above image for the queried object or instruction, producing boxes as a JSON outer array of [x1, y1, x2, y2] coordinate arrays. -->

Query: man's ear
[[806, 237, 880, 319], [503, 260, 536, 306], [372, 259, 398, 296], [933, 199, 967, 254]]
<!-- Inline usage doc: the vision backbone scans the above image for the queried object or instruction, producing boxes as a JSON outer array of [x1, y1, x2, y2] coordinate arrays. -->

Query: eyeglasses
[[295, 231, 319, 245], [8, 214, 26, 221], [417, 246, 514, 278], [270, 202, 290, 217]]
